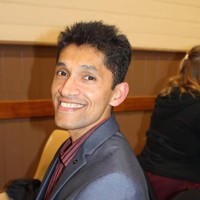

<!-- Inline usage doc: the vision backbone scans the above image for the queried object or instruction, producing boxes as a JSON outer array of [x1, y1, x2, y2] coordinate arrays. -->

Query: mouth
[[60, 101, 84, 109]]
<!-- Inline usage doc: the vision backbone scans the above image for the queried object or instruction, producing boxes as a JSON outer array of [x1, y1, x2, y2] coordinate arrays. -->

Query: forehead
[[59, 44, 105, 64], [57, 44, 114, 85], [57, 45, 113, 78]]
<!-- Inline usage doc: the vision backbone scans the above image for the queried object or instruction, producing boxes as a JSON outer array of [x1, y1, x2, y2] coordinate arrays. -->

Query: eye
[[56, 70, 67, 77], [84, 75, 96, 81]]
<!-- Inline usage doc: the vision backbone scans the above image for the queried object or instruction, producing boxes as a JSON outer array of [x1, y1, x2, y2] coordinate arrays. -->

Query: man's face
[[51, 44, 117, 140]]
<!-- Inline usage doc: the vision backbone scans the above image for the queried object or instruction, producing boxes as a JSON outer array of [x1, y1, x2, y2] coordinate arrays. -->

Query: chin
[[55, 117, 72, 130]]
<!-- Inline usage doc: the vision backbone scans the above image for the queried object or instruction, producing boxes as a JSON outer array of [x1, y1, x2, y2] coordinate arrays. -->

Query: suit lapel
[[36, 140, 68, 200], [45, 114, 119, 199], [36, 155, 58, 199]]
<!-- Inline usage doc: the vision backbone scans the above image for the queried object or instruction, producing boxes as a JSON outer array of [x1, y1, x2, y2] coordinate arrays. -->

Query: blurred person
[[138, 45, 200, 200]]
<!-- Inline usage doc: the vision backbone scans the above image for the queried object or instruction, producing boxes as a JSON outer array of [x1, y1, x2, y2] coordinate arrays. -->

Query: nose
[[58, 76, 80, 97]]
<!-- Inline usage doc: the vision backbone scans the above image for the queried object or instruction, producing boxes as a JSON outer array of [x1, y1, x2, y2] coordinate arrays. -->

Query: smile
[[60, 102, 84, 108]]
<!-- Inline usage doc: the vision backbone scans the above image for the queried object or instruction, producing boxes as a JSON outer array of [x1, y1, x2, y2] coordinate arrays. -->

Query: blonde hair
[[160, 45, 200, 96]]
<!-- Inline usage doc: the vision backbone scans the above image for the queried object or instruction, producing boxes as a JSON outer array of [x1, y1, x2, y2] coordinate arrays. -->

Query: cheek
[[92, 91, 112, 105], [51, 86, 60, 101], [83, 86, 97, 98], [51, 78, 56, 91], [51, 84, 56, 96], [51, 79, 62, 95]]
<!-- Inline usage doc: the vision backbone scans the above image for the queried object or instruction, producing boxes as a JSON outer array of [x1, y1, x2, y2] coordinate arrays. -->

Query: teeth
[[60, 102, 83, 108]]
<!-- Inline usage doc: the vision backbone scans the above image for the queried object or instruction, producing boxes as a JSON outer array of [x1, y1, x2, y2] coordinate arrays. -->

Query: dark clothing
[[44, 116, 109, 199], [37, 114, 149, 200], [146, 172, 200, 200], [6, 179, 41, 200], [138, 88, 200, 183], [171, 189, 200, 200]]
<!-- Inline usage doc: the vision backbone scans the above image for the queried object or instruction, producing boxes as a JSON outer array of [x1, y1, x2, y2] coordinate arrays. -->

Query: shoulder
[[84, 133, 148, 187], [93, 131, 139, 170], [75, 173, 149, 200]]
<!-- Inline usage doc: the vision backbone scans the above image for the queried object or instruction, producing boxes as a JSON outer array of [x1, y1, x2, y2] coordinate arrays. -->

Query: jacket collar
[[38, 114, 119, 199]]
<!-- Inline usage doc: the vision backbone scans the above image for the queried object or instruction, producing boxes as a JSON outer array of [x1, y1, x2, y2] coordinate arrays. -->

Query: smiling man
[[36, 21, 149, 200]]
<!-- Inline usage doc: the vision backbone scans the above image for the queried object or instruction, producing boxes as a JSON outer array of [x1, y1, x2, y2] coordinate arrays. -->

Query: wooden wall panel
[[0, 45, 56, 100], [115, 111, 152, 154], [0, 117, 57, 188], [0, 97, 155, 119], [126, 50, 184, 95], [0, 44, 186, 189]]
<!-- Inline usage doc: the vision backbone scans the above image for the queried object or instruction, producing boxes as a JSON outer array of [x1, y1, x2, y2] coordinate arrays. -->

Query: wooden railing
[[0, 96, 155, 119]]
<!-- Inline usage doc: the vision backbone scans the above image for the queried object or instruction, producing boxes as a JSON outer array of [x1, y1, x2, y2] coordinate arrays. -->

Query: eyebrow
[[56, 62, 98, 72], [56, 61, 66, 67], [81, 64, 97, 71]]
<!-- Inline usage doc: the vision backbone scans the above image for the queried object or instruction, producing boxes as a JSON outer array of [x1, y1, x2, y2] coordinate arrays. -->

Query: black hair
[[56, 21, 132, 88]]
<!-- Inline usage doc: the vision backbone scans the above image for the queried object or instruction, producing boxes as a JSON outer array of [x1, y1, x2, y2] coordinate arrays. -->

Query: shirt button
[[73, 159, 78, 165]]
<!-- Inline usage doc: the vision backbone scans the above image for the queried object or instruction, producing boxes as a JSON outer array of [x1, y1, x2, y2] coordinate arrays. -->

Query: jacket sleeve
[[74, 173, 149, 200]]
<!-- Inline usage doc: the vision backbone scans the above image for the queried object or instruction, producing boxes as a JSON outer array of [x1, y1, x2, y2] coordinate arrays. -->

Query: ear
[[109, 82, 129, 107]]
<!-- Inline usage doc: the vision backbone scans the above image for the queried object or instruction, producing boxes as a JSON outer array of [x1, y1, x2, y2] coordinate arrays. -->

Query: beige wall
[[0, 0, 200, 51]]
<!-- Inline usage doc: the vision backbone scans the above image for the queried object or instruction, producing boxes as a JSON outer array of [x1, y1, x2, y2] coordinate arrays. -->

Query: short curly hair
[[56, 21, 132, 89]]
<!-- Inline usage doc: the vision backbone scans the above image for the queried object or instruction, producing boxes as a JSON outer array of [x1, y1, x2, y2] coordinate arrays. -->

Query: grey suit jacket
[[36, 114, 149, 200]]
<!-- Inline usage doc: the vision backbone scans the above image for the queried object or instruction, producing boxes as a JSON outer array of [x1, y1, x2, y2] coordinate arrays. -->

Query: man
[[36, 21, 149, 200]]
